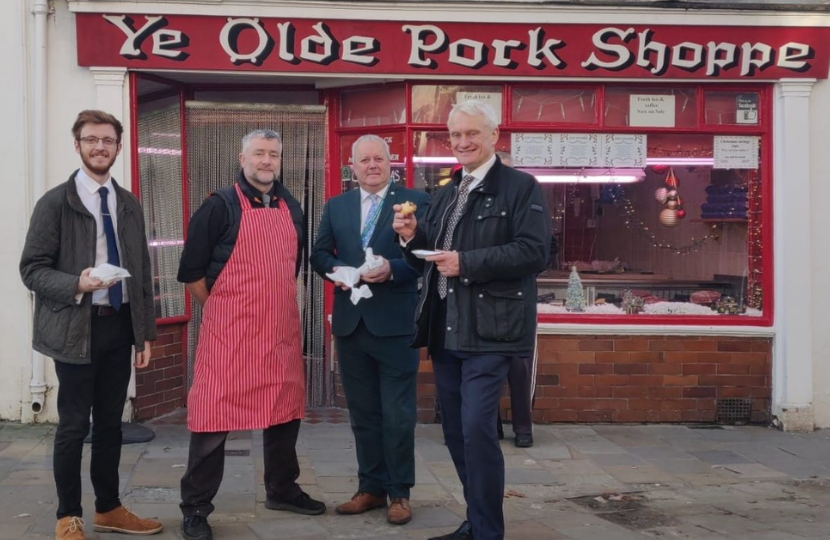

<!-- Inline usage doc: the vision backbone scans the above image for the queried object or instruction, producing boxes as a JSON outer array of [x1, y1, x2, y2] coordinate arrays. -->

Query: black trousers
[[501, 348, 538, 436], [180, 419, 302, 517], [53, 308, 134, 519], [336, 320, 418, 499], [433, 348, 510, 540]]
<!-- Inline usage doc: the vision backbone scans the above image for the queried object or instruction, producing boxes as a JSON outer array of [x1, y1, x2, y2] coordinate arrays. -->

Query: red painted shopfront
[[74, 13, 830, 422]]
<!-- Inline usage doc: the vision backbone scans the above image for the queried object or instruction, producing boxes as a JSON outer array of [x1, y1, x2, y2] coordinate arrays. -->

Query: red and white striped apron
[[188, 183, 304, 432]]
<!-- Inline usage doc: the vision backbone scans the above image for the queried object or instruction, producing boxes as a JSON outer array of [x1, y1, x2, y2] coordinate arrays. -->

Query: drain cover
[[716, 398, 752, 424]]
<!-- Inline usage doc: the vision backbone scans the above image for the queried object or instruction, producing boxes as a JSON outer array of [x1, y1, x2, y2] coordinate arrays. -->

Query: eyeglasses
[[78, 136, 118, 147]]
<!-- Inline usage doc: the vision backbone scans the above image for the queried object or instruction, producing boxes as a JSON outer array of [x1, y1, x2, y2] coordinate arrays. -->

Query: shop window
[[705, 91, 761, 126], [340, 85, 406, 127], [412, 84, 503, 125], [340, 131, 407, 193], [511, 87, 597, 125], [524, 133, 764, 318], [604, 87, 697, 128]]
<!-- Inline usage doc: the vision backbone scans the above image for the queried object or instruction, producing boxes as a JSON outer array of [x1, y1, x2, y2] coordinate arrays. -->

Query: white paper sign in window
[[601, 134, 647, 167], [511, 133, 557, 166], [558, 133, 601, 167], [456, 91, 503, 123], [629, 95, 675, 127], [714, 136, 759, 169]]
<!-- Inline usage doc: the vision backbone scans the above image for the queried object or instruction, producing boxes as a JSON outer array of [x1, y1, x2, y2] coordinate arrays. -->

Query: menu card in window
[[629, 95, 675, 127], [601, 134, 647, 167], [558, 133, 600, 167], [456, 92, 503, 123], [714, 136, 760, 169], [511, 133, 556, 166]]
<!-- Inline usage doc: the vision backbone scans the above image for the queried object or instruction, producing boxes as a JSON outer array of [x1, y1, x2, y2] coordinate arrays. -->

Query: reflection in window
[[412, 85, 502, 125], [340, 85, 406, 127], [512, 87, 597, 124]]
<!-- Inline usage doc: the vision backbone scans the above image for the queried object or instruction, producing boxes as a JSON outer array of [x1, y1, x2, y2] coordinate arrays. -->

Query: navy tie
[[98, 187, 123, 311]]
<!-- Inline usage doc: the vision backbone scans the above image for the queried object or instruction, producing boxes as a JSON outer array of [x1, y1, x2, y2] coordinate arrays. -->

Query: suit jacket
[[310, 184, 430, 338]]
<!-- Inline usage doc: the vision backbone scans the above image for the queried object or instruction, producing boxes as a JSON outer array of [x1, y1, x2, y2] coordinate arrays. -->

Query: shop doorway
[[136, 95, 329, 407]]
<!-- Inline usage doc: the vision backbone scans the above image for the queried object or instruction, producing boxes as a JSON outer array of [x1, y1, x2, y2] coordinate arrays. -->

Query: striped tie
[[438, 175, 475, 299], [361, 194, 382, 249]]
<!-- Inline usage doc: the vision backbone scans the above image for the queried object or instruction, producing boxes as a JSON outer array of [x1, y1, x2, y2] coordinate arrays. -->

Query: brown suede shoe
[[335, 491, 387, 515], [93, 506, 163, 535], [387, 498, 412, 525], [56, 517, 86, 540]]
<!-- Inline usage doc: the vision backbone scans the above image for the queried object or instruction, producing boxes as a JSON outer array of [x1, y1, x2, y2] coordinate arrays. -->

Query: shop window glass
[[604, 87, 697, 128], [340, 86, 406, 127], [705, 91, 761, 126], [524, 133, 763, 317], [412, 85, 503, 125], [340, 131, 407, 193], [511, 87, 597, 125], [412, 130, 512, 194]]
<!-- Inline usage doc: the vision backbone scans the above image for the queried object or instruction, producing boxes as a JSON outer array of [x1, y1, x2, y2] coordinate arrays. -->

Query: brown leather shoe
[[387, 498, 412, 525], [335, 491, 387, 515], [93, 506, 163, 535], [56, 517, 86, 540]]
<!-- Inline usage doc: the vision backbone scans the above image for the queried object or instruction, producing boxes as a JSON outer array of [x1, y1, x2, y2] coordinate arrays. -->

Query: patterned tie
[[438, 175, 475, 299], [98, 187, 123, 310], [361, 194, 382, 249]]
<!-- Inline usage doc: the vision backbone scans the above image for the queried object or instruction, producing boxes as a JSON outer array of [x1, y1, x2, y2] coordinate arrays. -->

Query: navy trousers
[[337, 320, 419, 499], [433, 349, 511, 540]]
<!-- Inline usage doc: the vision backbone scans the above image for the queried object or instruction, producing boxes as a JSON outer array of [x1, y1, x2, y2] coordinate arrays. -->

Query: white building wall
[[810, 79, 830, 428]]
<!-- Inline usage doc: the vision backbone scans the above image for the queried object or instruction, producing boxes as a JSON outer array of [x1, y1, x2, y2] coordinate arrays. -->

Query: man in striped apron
[[176, 130, 324, 540]]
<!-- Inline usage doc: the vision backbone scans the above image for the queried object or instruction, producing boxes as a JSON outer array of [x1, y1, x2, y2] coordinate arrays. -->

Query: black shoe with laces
[[514, 433, 534, 448], [182, 515, 212, 540], [265, 491, 327, 515]]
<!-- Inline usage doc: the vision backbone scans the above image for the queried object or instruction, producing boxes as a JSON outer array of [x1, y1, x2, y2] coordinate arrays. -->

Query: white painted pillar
[[772, 78, 816, 431], [90, 67, 132, 190], [90, 66, 135, 422]]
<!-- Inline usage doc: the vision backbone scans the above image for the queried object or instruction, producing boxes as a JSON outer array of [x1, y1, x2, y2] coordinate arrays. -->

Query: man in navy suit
[[310, 135, 429, 526]]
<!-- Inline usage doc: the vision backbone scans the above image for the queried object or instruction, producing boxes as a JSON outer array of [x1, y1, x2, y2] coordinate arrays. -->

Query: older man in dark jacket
[[394, 101, 551, 540], [20, 110, 160, 540]]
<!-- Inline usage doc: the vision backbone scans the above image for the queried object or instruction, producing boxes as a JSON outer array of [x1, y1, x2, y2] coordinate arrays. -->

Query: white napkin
[[89, 263, 131, 285], [326, 248, 384, 305]]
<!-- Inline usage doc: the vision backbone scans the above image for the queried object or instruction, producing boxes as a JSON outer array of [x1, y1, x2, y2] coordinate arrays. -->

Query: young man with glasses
[[20, 110, 162, 540]]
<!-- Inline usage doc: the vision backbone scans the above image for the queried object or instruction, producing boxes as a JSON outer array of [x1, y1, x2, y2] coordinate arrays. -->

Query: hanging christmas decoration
[[667, 200, 678, 210], [659, 208, 679, 228], [676, 209, 687, 219], [654, 187, 668, 204], [665, 168, 679, 188]]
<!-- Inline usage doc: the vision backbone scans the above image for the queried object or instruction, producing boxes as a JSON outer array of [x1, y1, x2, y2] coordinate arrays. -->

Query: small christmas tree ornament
[[659, 208, 679, 227], [665, 167, 678, 188], [654, 187, 668, 204], [565, 266, 586, 312]]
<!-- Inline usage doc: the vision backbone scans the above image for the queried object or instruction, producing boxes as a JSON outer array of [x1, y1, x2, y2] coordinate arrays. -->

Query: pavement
[[1, 409, 830, 540]]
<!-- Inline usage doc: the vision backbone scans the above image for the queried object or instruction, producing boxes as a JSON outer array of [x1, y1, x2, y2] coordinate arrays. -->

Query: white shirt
[[462, 154, 497, 192], [75, 169, 129, 306], [359, 183, 390, 231]]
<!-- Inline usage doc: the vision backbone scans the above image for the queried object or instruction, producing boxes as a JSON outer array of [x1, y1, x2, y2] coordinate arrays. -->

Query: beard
[[247, 168, 279, 188], [81, 150, 117, 176]]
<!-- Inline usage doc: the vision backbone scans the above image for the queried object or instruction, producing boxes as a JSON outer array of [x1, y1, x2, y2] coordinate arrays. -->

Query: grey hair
[[447, 100, 499, 131], [351, 134, 391, 164], [241, 129, 283, 153]]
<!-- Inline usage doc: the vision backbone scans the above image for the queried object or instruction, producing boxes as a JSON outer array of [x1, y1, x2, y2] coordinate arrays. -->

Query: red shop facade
[[71, 6, 830, 426]]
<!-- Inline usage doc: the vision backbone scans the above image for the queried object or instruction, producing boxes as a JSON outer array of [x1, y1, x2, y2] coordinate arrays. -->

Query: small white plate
[[412, 249, 441, 259]]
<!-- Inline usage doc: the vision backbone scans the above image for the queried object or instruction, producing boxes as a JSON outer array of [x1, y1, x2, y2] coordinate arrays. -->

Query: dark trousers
[[433, 348, 510, 540], [180, 419, 302, 517], [336, 320, 418, 499], [53, 308, 134, 519], [505, 350, 537, 435]]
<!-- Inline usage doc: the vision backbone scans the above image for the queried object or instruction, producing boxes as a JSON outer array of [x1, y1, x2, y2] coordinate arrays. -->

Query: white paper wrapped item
[[326, 248, 384, 305], [89, 263, 131, 285]]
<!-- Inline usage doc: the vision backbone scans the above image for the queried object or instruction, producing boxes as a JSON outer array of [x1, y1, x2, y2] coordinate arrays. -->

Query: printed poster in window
[[456, 92, 503, 123], [558, 133, 600, 167], [629, 95, 675, 127], [736, 94, 759, 125], [511, 133, 556, 167], [601, 134, 647, 167], [714, 136, 759, 169]]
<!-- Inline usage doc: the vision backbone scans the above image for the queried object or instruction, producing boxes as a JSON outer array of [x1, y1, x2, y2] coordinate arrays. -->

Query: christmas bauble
[[667, 200, 678, 209], [666, 168, 678, 188], [660, 208, 679, 227], [676, 209, 687, 219], [654, 187, 668, 204], [651, 165, 669, 174], [667, 190, 678, 200]]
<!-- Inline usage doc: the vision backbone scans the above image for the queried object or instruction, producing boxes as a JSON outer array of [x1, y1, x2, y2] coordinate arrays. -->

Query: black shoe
[[427, 521, 473, 540], [182, 515, 212, 540], [514, 433, 534, 448], [497, 418, 505, 440], [265, 491, 327, 515]]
